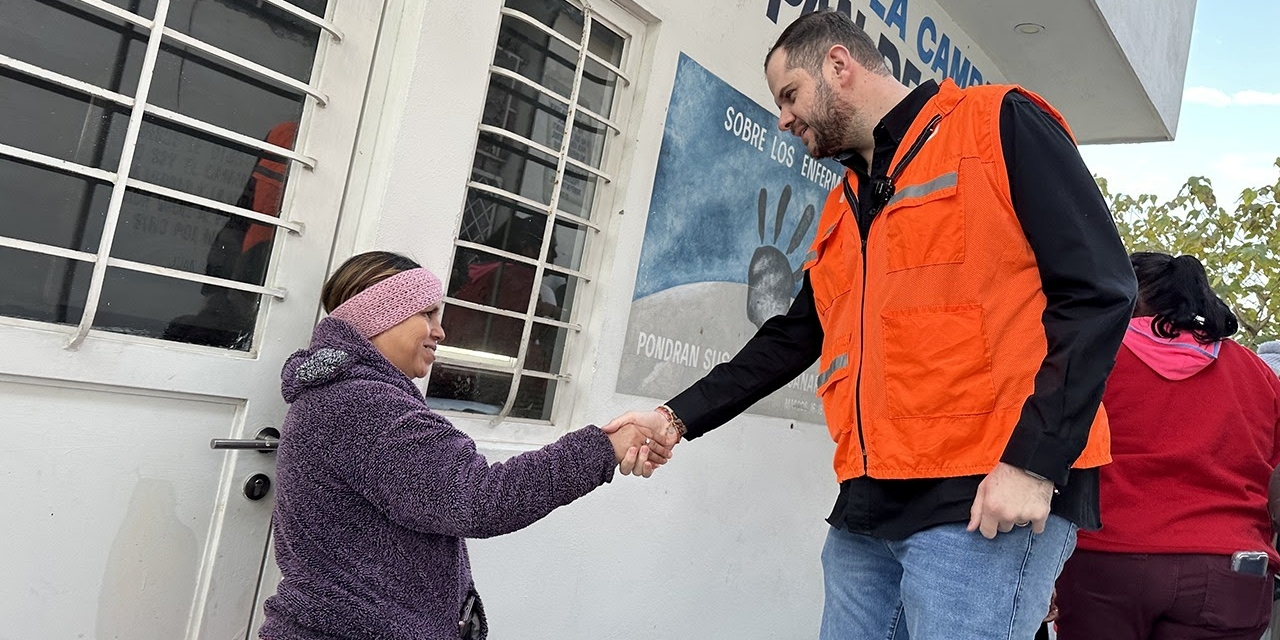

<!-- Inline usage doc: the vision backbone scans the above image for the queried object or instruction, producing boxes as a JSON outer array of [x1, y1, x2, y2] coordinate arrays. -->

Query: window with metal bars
[[428, 0, 632, 422], [0, 0, 337, 350]]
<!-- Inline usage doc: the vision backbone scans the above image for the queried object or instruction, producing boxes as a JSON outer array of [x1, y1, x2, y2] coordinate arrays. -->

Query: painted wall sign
[[617, 54, 844, 422]]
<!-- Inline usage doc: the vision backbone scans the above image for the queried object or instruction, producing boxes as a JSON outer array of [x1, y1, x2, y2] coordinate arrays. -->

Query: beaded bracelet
[[654, 404, 688, 437]]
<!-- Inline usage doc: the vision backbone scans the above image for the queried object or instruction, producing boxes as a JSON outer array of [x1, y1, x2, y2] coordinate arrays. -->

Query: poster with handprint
[[617, 54, 843, 423]]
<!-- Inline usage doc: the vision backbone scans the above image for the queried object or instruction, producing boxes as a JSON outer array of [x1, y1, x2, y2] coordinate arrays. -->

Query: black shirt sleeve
[[998, 92, 1138, 486], [665, 274, 824, 439]]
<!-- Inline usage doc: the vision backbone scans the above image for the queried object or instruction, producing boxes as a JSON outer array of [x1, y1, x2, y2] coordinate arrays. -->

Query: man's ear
[[826, 45, 857, 87]]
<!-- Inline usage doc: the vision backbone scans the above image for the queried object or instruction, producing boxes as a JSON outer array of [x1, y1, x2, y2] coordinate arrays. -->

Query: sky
[[1079, 0, 1280, 203]]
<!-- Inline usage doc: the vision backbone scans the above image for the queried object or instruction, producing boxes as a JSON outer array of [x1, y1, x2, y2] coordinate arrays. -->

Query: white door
[[0, 1, 383, 638]]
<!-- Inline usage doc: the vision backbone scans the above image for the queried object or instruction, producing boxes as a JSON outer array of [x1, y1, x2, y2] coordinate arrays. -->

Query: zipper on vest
[[845, 113, 943, 477], [841, 176, 872, 476], [887, 115, 943, 193]]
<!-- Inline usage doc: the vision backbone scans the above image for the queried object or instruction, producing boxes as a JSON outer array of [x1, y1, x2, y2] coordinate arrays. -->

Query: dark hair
[[1130, 252, 1238, 342], [321, 251, 421, 313], [765, 10, 888, 76]]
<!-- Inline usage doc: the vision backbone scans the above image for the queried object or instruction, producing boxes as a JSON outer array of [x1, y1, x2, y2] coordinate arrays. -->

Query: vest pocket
[[881, 304, 996, 418], [806, 212, 852, 313], [816, 355, 853, 440], [883, 171, 963, 273]]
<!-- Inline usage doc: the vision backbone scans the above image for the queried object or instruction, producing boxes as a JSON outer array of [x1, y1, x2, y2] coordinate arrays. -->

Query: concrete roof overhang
[[951, 0, 1196, 144]]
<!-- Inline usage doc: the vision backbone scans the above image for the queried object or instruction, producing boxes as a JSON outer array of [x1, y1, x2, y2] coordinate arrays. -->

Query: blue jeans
[[819, 515, 1078, 640]]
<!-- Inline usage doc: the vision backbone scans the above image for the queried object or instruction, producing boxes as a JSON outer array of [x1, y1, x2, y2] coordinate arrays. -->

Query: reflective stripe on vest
[[818, 353, 849, 387], [887, 171, 957, 208]]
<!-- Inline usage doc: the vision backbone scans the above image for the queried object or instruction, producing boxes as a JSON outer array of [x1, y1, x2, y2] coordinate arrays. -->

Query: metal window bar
[[64, 0, 343, 45], [0, 18, 319, 189], [69, 0, 153, 29], [435, 344, 519, 374], [0, 237, 97, 264], [108, 257, 286, 298], [145, 105, 317, 168], [564, 156, 612, 183], [499, 8, 582, 54], [432, 352, 575, 383], [61, 0, 328, 106], [466, 181, 556, 224], [126, 179, 304, 234], [0, 53, 135, 108], [549, 209, 599, 233], [0, 142, 116, 184], [532, 316, 582, 332], [454, 239, 542, 269], [0, 53, 317, 199], [519, 369, 570, 382], [575, 104, 621, 133], [478, 130, 561, 172], [476, 124, 562, 163], [67, 0, 175, 348], [541, 261, 591, 282], [162, 28, 329, 105], [440, 296, 586, 332], [260, 0, 345, 42], [499, 17, 617, 95], [585, 49, 630, 86], [492, 5, 599, 423], [486, 69, 620, 140], [466, 182, 603, 233], [0, 145, 301, 238], [433, 355, 515, 376], [442, 296, 531, 322], [497, 19, 626, 109], [488, 66, 571, 106]]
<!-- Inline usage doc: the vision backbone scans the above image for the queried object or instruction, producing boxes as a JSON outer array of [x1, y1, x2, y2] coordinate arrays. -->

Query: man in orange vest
[[609, 10, 1136, 639]]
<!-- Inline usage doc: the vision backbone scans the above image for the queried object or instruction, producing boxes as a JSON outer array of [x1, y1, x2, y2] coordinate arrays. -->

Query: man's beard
[[806, 79, 863, 159]]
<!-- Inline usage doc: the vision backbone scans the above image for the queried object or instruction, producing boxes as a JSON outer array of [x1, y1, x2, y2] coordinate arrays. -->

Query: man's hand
[[602, 410, 680, 475], [966, 462, 1055, 539], [1043, 588, 1059, 623]]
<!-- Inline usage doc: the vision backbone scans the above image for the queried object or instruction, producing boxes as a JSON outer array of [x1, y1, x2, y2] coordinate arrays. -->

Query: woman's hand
[[605, 423, 655, 478], [602, 410, 679, 469]]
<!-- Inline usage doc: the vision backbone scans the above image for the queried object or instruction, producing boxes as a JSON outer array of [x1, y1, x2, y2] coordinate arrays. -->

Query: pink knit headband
[[328, 268, 443, 339]]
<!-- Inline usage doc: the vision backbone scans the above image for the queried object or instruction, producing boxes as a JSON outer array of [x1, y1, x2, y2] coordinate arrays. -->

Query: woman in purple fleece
[[259, 252, 660, 640]]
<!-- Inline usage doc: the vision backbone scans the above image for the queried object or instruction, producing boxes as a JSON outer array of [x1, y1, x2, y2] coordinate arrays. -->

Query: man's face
[[766, 48, 861, 158]]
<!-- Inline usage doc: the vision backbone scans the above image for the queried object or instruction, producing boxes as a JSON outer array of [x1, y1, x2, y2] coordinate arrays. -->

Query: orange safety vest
[[803, 79, 1111, 482], [242, 121, 298, 253]]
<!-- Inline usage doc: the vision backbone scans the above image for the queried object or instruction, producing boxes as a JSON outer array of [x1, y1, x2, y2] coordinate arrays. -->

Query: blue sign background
[[632, 54, 843, 301]]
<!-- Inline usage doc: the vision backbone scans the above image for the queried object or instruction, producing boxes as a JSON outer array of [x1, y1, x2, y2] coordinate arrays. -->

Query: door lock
[[243, 474, 272, 501]]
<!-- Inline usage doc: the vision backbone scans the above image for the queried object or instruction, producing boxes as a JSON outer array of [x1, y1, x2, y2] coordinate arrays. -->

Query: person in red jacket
[[1055, 252, 1280, 640]]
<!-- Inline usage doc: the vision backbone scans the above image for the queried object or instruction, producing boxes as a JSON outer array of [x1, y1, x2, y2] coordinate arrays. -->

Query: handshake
[[600, 407, 684, 478]]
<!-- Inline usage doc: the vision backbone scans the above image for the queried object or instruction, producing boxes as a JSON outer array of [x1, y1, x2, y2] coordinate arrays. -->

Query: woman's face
[[370, 302, 445, 379]]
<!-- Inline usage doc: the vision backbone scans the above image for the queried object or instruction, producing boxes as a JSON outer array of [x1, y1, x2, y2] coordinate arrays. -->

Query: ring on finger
[[1014, 521, 1030, 527]]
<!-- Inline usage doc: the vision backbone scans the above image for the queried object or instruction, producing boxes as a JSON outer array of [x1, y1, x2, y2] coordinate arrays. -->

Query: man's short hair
[[766, 10, 889, 76]]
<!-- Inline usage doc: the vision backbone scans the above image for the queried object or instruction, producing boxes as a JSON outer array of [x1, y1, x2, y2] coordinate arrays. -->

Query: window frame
[[430, 0, 650, 432], [0, 0, 347, 355]]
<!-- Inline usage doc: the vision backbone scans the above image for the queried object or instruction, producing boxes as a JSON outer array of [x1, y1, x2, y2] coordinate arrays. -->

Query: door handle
[[210, 427, 280, 452]]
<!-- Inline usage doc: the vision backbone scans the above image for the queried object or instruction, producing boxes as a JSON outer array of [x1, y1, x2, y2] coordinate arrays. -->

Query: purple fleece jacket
[[259, 318, 617, 640]]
